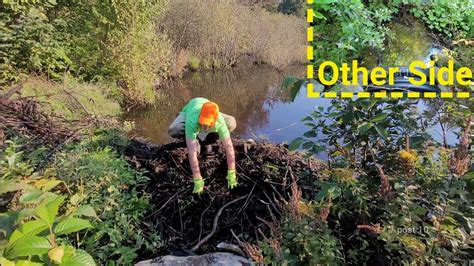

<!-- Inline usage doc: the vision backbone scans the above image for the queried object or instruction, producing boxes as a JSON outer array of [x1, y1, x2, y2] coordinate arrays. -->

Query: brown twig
[[0, 83, 23, 99], [198, 196, 216, 241], [191, 194, 248, 252]]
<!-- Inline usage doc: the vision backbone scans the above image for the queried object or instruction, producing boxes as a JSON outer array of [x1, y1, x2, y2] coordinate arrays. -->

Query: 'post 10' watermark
[[397, 226, 429, 234]]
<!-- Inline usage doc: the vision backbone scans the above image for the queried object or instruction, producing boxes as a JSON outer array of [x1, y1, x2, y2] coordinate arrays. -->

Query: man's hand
[[226, 169, 238, 189], [193, 177, 205, 194]]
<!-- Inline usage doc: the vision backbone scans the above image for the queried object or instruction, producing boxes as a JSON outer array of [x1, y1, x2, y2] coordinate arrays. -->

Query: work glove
[[226, 169, 238, 189], [193, 177, 205, 194]]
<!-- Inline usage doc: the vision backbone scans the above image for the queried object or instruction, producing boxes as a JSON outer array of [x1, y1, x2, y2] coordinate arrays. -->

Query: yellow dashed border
[[304, 89, 473, 99], [306, 2, 471, 99]]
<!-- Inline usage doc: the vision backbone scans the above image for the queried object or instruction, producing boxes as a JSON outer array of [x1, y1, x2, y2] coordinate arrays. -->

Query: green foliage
[[1, 0, 171, 106], [0, 1, 70, 85], [0, 129, 159, 265], [411, 1, 473, 39], [50, 131, 159, 265], [0, 141, 95, 265], [279, 94, 474, 264], [260, 212, 344, 265], [310, 0, 396, 65]]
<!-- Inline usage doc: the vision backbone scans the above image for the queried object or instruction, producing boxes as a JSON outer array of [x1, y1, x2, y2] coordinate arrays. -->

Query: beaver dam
[[126, 138, 327, 255], [0, 95, 327, 258]]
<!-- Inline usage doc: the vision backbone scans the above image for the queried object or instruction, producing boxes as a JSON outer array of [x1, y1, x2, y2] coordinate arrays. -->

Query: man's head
[[199, 101, 219, 130]]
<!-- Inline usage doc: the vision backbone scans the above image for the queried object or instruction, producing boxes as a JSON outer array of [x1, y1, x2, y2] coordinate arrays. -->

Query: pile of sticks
[[0, 85, 81, 147], [125, 138, 328, 255]]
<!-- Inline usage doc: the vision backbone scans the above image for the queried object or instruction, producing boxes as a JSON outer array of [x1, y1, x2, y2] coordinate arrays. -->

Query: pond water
[[124, 22, 459, 154], [124, 65, 331, 145]]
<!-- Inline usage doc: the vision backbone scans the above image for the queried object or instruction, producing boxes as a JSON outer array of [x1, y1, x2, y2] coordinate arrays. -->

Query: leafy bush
[[259, 184, 344, 264], [411, 1, 473, 39], [50, 131, 159, 264], [1, 0, 171, 106], [0, 129, 159, 265], [0, 141, 95, 265], [311, 0, 396, 66], [0, 2, 70, 86], [281, 98, 474, 264]]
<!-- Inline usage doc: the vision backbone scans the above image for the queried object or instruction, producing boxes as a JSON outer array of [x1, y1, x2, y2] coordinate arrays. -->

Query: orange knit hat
[[199, 101, 219, 127]]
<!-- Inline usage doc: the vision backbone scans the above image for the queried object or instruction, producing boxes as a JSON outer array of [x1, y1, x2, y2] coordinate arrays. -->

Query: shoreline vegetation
[[1, 0, 306, 109]]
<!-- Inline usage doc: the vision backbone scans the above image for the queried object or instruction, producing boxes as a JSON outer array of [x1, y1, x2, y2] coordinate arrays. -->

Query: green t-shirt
[[181, 97, 230, 140]]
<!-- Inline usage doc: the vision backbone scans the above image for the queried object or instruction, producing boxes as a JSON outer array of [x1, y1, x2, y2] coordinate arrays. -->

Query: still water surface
[[124, 65, 328, 145]]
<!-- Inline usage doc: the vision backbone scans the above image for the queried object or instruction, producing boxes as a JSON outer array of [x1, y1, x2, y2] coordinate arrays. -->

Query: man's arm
[[186, 138, 201, 178], [222, 137, 235, 170]]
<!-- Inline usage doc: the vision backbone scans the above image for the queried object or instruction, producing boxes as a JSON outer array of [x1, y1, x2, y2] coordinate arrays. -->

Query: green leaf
[[5, 236, 52, 258], [14, 260, 44, 266], [341, 112, 354, 124], [19, 190, 43, 204], [302, 141, 313, 150], [290, 80, 305, 102], [310, 144, 326, 154], [9, 220, 48, 243], [359, 99, 377, 110], [315, 183, 341, 201], [281, 76, 299, 90], [371, 113, 388, 123], [73, 205, 98, 219], [53, 218, 92, 236], [33, 179, 62, 191], [35, 196, 65, 228], [303, 131, 317, 138], [281, 76, 305, 101], [0, 258, 15, 266], [375, 125, 389, 140], [288, 138, 303, 151], [61, 249, 95, 266], [357, 122, 373, 135], [0, 180, 31, 194], [313, 10, 326, 19], [0, 211, 20, 240]]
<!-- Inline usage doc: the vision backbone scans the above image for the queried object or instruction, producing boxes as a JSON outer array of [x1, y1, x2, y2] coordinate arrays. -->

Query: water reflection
[[362, 21, 440, 68], [124, 65, 311, 144]]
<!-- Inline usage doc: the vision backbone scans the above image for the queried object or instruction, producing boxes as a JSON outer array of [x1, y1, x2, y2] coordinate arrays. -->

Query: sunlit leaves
[[54, 218, 92, 236], [35, 196, 65, 229], [4, 236, 52, 258]]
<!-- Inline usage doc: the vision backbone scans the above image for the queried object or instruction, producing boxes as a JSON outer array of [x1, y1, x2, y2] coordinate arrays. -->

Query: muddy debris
[[125, 138, 327, 255]]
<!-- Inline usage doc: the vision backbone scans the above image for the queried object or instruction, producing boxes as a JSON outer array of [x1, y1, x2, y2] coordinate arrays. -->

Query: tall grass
[[158, 0, 306, 70]]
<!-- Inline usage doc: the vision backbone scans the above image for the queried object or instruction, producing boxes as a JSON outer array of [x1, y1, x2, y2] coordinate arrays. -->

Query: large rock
[[135, 252, 253, 266]]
